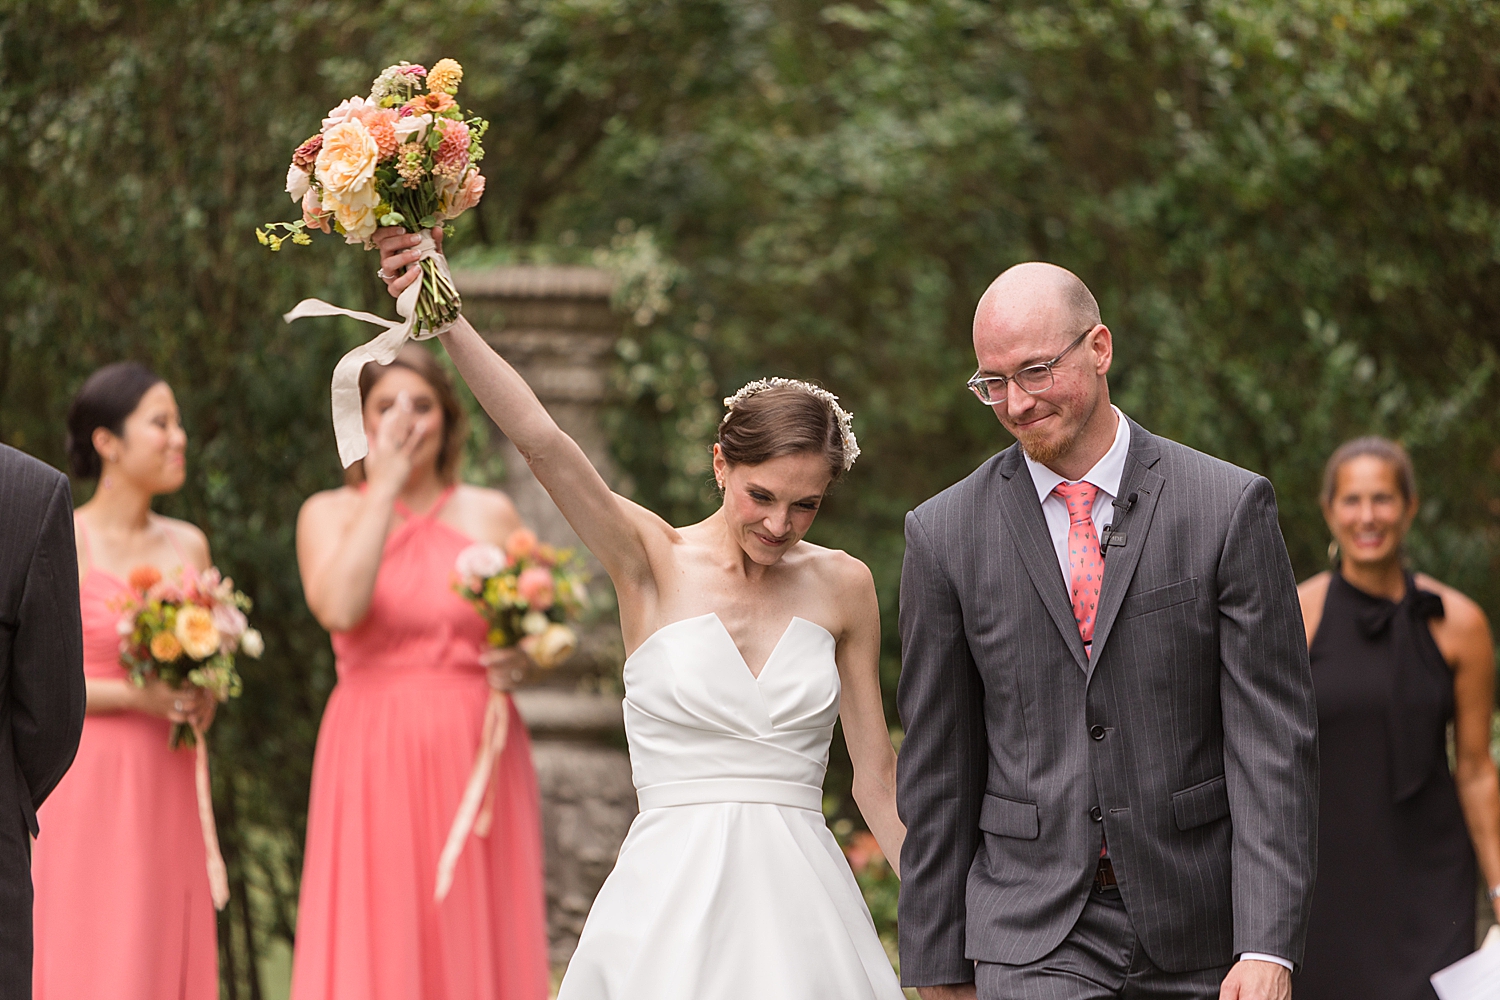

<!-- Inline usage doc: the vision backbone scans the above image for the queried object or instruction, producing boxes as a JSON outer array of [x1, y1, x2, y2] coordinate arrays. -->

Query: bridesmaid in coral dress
[[33, 362, 219, 999], [291, 344, 549, 1000]]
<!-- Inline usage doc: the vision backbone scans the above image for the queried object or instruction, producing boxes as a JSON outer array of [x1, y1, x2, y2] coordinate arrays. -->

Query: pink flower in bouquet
[[286, 162, 310, 203], [516, 567, 555, 611], [455, 543, 508, 584], [432, 120, 470, 177], [322, 95, 373, 132], [302, 186, 332, 233], [315, 120, 379, 201], [148, 579, 184, 605], [212, 603, 248, 647], [351, 105, 400, 160], [292, 134, 323, 169], [504, 529, 538, 562], [401, 64, 427, 78], [442, 168, 485, 220]]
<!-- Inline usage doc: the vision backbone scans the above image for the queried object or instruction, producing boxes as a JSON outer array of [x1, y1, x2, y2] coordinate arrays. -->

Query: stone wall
[[453, 265, 637, 967]]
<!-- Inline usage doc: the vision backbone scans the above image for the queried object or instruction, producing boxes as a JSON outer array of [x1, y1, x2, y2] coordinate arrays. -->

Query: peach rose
[[302, 186, 331, 233], [150, 630, 183, 663], [516, 567, 555, 611], [504, 528, 538, 561], [315, 119, 379, 201], [331, 196, 379, 245], [520, 624, 576, 670], [174, 604, 221, 661], [441, 168, 485, 221]]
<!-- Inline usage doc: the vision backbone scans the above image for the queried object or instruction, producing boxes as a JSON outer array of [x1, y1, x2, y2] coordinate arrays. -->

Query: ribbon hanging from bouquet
[[193, 724, 231, 911], [283, 235, 458, 468], [434, 688, 512, 902]]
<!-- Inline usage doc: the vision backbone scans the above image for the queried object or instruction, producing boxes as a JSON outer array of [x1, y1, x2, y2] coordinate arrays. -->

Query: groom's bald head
[[974, 262, 1100, 347]]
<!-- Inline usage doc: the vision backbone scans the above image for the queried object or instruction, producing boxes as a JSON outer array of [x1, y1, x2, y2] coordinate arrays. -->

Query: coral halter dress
[[32, 520, 217, 1000], [290, 486, 549, 1000]]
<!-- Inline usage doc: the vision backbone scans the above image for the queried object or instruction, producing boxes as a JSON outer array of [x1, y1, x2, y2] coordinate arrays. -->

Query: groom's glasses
[[966, 327, 1094, 405]]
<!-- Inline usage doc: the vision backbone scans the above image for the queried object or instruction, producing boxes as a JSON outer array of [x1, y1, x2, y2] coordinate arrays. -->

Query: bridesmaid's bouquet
[[259, 58, 491, 468], [114, 565, 262, 911], [435, 530, 589, 901]]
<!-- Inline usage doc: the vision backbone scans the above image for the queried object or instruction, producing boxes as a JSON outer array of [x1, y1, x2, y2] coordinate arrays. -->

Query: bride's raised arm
[[375, 228, 659, 588]]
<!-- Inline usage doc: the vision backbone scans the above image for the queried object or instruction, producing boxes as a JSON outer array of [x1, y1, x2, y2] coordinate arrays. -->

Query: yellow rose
[[315, 120, 379, 200], [150, 630, 183, 663], [174, 604, 221, 661], [331, 194, 379, 244]]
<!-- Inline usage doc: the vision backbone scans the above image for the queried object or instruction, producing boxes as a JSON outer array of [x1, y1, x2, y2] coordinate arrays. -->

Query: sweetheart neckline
[[624, 612, 834, 681]]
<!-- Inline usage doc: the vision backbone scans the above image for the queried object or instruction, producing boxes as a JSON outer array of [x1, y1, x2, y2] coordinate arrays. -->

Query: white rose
[[522, 610, 550, 636], [286, 163, 310, 202], [240, 629, 264, 659], [394, 113, 433, 145], [520, 624, 577, 670], [455, 543, 507, 581]]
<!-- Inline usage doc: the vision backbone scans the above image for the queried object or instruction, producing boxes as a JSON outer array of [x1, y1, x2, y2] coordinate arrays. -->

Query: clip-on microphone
[[1100, 491, 1138, 556]]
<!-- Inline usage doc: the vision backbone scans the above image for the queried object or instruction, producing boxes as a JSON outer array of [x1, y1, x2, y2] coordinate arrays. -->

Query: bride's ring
[[376, 267, 393, 281]]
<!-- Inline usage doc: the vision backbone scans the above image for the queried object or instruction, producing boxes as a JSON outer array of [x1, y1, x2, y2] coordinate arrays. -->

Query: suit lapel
[[1086, 419, 1165, 679], [996, 446, 1090, 672]]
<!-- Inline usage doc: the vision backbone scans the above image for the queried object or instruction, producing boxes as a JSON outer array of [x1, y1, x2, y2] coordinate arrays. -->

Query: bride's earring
[[1327, 539, 1340, 564]]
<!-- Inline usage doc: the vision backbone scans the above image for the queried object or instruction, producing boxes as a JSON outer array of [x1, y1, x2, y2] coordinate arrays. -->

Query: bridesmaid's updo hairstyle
[[718, 378, 860, 484], [65, 362, 164, 480], [346, 343, 468, 486], [1320, 436, 1417, 509]]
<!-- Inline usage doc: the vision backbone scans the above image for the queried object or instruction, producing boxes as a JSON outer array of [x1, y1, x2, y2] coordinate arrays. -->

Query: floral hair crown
[[721, 378, 861, 471]]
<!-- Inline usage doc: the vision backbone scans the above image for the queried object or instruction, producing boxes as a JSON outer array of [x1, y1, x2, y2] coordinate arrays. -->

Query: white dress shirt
[[1021, 406, 1294, 974]]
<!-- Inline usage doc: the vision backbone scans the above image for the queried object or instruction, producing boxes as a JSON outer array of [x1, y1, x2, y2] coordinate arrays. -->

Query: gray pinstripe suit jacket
[[895, 418, 1318, 985]]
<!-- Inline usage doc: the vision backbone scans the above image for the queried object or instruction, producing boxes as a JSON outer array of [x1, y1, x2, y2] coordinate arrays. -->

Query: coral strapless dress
[[290, 488, 549, 1000], [32, 530, 217, 999], [556, 612, 903, 1000]]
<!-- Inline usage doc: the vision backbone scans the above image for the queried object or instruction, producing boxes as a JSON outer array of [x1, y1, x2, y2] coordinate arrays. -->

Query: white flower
[[321, 95, 370, 132], [394, 113, 433, 145], [522, 610, 550, 636], [455, 543, 508, 581], [286, 163, 310, 202], [117, 617, 134, 637], [240, 629, 264, 659], [520, 624, 577, 670]]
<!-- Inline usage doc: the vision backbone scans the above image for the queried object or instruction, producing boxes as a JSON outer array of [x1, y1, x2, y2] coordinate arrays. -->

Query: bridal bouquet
[[115, 565, 262, 911], [435, 529, 588, 901], [260, 59, 489, 468]]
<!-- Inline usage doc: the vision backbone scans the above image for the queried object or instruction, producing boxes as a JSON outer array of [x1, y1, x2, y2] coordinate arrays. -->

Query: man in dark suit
[[896, 263, 1318, 1000], [0, 444, 87, 999]]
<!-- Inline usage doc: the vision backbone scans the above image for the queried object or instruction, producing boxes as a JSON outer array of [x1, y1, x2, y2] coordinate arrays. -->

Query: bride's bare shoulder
[[796, 541, 874, 592]]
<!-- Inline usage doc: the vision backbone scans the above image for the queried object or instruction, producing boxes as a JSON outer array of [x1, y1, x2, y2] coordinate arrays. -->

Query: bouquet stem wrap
[[192, 724, 231, 911], [434, 688, 511, 903], [283, 235, 458, 468]]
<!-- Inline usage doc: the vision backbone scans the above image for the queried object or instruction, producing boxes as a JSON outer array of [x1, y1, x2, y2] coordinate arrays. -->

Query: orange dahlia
[[404, 92, 456, 116]]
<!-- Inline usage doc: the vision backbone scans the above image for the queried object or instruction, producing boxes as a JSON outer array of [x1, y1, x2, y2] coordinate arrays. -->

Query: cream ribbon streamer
[[434, 688, 511, 903], [193, 724, 230, 911], [283, 234, 458, 468]]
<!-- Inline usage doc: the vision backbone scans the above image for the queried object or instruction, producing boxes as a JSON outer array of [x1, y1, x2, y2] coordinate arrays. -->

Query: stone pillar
[[452, 265, 636, 968]]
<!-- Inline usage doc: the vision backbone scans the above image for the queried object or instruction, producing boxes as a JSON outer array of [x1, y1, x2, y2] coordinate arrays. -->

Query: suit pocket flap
[[1171, 774, 1229, 831], [1121, 577, 1197, 619], [979, 793, 1039, 840]]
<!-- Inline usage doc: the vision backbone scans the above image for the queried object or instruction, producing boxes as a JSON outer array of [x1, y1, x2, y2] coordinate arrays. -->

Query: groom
[[896, 264, 1318, 999]]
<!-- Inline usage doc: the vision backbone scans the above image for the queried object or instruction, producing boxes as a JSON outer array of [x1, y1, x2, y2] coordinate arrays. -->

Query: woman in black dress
[[1295, 437, 1500, 999]]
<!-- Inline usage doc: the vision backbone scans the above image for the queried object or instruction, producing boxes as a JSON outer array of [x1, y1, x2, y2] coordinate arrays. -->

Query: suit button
[[1090, 806, 1103, 822], [1090, 725, 1106, 741]]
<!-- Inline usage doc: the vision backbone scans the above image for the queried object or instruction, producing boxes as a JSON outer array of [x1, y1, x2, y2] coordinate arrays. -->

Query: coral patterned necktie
[[1052, 481, 1103, 648]]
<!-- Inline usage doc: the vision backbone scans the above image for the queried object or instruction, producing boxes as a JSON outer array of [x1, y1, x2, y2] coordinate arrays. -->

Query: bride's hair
[[66, 361, 165, 480], [345, 344, 468, 486], [717, 380, 858, 482]]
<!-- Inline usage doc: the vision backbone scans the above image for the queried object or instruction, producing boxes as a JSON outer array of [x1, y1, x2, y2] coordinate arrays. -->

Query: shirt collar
[[1024, 405, 1131, 506]]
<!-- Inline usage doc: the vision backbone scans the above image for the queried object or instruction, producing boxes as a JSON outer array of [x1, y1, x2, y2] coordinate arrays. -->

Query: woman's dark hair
[[1320, 436, 1417, 508], [345, 343, 468, 486], [65, 362, 165, 480], [717, 385, 848, 483]]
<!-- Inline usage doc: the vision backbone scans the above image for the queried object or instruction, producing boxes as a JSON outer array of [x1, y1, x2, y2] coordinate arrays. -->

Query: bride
[[376, 229, 905, 999]]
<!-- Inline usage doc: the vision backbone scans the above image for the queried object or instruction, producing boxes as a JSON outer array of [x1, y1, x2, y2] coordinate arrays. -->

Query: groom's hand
[[918, 985, 978, 1000], [1219, 959, 1291, 1000]]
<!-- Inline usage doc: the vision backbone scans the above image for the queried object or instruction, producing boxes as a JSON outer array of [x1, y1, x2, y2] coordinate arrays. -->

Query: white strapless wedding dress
[[556, 613, 904, 1000]]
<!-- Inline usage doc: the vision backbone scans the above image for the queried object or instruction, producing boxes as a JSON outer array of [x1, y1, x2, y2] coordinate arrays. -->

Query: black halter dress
[[1294, 571, 1476, 1000]]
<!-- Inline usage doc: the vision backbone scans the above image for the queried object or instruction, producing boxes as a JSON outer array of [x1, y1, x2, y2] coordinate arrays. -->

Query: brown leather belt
[[1094, 856, 1118, 892]]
